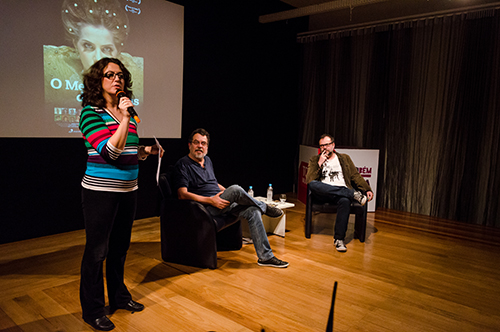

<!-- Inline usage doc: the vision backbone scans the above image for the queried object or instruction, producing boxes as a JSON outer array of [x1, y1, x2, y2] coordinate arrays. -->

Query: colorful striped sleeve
[[79, 106, 116, 162]]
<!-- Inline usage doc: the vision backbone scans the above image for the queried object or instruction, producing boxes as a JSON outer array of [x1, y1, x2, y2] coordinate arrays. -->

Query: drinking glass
[[279, 194, 287, 203]]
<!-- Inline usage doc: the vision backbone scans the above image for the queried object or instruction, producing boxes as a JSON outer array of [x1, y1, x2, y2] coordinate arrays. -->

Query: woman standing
[[78, 57, 162, 331]]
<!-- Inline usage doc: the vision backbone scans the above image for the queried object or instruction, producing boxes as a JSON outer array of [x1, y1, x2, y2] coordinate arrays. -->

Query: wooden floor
[[1, 198, 500, 332]]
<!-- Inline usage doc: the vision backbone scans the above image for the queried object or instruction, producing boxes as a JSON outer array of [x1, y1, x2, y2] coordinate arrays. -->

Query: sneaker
[[334, 239, 347, 252], [264, 204, 284, 218], [257, 256, 289, 268], [353, 191, 367, 206]]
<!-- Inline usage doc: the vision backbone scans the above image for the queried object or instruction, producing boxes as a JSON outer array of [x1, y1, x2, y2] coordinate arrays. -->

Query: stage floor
[[1, 197, 499, 331]]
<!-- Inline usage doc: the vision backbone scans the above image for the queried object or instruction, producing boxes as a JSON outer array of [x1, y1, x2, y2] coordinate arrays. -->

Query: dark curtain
[[299, 9, 500, 227]]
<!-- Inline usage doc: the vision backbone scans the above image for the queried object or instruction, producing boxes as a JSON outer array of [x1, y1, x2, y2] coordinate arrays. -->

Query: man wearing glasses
[[306, 134, 373, 252], [173, 128, 289, 268]]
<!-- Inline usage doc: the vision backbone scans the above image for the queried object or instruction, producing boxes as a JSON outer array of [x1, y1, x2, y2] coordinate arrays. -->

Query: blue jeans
[[308, 180, 355, 240], [206, 185, 274, 261]]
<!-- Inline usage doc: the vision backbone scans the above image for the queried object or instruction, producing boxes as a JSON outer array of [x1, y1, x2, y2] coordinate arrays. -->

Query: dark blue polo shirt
[[174, 155, 220, 197]]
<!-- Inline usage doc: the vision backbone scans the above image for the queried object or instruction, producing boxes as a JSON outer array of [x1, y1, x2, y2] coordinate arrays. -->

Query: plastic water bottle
[[266, 184, 273, 203], [248, 186, 254, 197]]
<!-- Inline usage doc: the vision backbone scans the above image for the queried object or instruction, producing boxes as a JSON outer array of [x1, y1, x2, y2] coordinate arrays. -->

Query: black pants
[[80, 188, 137, 320]]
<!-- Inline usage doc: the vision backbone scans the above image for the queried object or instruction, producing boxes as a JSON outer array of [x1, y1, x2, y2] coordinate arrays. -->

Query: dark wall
[[0, 1, 307, 244]]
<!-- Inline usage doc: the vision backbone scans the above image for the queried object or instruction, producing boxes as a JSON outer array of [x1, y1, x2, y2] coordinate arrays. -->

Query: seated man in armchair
[[173, 128, 289, 268], [306, 134, 373, 252]]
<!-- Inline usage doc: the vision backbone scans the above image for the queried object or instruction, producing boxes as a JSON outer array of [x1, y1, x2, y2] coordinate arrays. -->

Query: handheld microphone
[[116, 91, 141, 123]]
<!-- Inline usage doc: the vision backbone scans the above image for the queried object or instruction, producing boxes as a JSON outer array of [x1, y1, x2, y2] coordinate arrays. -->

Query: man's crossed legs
[[206, 185, 289, 268]]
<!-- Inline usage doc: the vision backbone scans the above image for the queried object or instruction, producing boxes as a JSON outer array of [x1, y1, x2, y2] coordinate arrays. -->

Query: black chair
[[158, 169, 242, 269], [305, 182, 367, 242]]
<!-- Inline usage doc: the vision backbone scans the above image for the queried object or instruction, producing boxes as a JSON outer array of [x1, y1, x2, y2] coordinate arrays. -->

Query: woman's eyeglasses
[[103, 72, 125, 80]]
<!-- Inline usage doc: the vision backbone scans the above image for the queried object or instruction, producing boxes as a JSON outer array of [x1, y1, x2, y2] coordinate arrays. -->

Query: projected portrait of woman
[[62, 0, 126, 70], [44, 0, 143, 131]]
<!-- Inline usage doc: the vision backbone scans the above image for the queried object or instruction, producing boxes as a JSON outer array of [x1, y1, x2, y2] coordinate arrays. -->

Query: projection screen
[[0, 0, 183, 138]]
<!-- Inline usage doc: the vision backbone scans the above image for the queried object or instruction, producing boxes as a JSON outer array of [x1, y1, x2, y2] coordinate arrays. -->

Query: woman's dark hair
[[81, 57, 133, 108], [189, 128, 210, 145]]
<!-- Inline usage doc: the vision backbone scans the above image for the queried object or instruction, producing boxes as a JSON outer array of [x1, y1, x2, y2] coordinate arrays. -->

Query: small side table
[[241, 196, 295, 238]]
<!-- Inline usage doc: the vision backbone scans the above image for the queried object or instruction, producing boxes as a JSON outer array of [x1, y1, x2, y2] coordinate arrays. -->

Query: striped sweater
[[79, 106, 140, 192]]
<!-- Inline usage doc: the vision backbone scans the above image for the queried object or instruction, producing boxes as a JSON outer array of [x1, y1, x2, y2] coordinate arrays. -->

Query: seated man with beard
[[173, 128, 289, 268]]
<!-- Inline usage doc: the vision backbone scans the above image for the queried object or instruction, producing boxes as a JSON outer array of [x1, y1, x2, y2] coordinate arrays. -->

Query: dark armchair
[[159, 169, 242, 269], [305, 182, 367, 242]]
